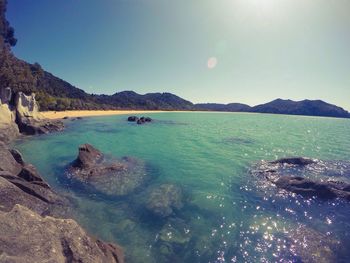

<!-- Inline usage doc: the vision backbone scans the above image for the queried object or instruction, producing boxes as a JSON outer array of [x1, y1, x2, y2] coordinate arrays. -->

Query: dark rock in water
[[275, 176, 350, 200], [128, 116, 152, 124], [62, 116, 69, 119], [251, 157, 350, 201], [0, 204, 124, 263], [271, 157, 315, 166], [146, 184, 183, 217], [77, 117, 83, 120], [128, 116, 139, 122], [67, 144, 148, 196], [73, 143, 103, 169]]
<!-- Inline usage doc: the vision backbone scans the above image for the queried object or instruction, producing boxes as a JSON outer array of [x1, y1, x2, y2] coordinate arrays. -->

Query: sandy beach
[[41, 110, 166, 120]]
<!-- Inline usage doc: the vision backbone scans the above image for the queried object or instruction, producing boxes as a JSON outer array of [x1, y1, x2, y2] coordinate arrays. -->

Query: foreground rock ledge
[[0, 142, 125, 263], [0, 204, 124, 263]]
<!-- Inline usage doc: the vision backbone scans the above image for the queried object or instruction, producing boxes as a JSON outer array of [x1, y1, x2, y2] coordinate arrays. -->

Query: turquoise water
[[15, 112, 350, 262]]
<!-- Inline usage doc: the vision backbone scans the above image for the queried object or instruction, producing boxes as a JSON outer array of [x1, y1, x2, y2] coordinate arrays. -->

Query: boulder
[[275, 176, 350, 200], [251, 157, 350, 201], [271, 157, 315, 166], [67, 144, 148, 196], [146, 184, 183, 217], [128, 116, 152, 124], [0, 204, 124, 263], [72, 143, 103, 169], [127, 116, 139, 122]]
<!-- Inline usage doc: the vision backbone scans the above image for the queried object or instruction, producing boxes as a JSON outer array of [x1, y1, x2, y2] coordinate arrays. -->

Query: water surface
[[15, 112, 350, 262]]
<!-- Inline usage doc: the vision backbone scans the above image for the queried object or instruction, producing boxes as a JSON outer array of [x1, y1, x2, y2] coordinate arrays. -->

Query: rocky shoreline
[[0, 92, 125, 262]]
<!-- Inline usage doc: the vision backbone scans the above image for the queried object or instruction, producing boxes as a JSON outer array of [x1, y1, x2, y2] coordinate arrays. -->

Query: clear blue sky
[[7, 0, 350, 109]]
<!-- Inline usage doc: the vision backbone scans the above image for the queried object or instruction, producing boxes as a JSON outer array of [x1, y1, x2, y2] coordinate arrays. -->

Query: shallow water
[[15, 112, 350, 262]]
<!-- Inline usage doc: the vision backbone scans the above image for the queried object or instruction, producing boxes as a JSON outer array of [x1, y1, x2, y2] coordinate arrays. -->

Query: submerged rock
[[66, 144, 148, 196], [251, 157, 350, 201], [146, 184, 183, 217], [287, 224, 341, 263], [275, 176, 350, 200], [0, 204, 124, 263], [159, 218, 191, 246]]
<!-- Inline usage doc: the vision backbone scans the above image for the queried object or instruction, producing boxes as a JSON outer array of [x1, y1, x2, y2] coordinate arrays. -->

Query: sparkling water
[[15, 112, 350, 263]]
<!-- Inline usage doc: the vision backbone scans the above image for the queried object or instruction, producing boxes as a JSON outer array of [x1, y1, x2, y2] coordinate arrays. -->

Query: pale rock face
[[15, 91, 44, 121], [0, 87, 19, 142], [0, 87, 16, 125]]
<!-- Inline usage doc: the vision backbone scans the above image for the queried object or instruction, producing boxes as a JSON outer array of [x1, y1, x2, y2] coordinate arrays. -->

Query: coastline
[[41, 110, 167, 119]]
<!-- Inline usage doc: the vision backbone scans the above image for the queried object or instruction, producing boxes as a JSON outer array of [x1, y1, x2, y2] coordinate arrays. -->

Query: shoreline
[[40, 110, 350, 120], [41, 110, 167, 119]]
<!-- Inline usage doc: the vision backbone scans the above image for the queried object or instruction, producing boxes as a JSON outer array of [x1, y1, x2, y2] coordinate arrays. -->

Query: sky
[[7, 0, 350, 109]]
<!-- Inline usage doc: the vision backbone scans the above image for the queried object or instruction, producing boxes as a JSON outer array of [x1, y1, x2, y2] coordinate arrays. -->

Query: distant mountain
[[250, 99, 350, 118], [195, 103, 251, 112], [95, 91, 194, 110]]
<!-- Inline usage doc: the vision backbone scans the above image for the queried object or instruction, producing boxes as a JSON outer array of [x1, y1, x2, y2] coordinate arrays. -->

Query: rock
[[0, 143, 67, 216], [271, 157, 315, 166], [128, 116, 139, 122], [128, 116, 152, 124], [63, 116, 69, 119], [0, 142, 22, 175], [146, 184, 183, 217], [251, 157, 350, 201], [159, 219, 191, 245], [0, 204, 124, 263], [274, 176, 350, 200], [287, 224, 341, 263], [15, 92, 64, 135], [9, 148, 25, 165], [72, 144, 103, 169], [67, 144, 148, 196], [0, 88, 19, 143]]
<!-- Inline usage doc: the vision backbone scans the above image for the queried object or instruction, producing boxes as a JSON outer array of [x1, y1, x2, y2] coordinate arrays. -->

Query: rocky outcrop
[[275, 176, 350, 200], [145, 184, 183, 218], [0, 88, 64, 142], [0, 142, 125, 262], [0, 204, 124, 263], [0, 87, 19, 142], [0, 142, 66, 216], [15, 91, 64, 135], [66, 144, 148, 196], [251, 157, 350, 201], [127, 116, 152, 125]]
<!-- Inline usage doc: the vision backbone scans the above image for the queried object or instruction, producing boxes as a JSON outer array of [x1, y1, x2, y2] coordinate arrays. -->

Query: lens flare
[[207, 57, 218, 69]]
